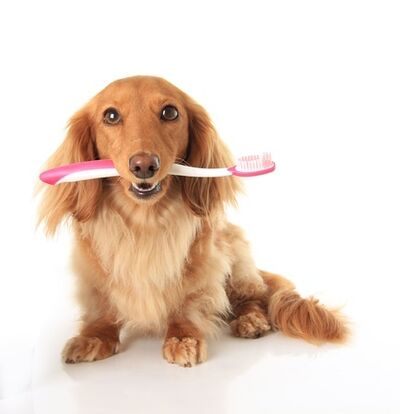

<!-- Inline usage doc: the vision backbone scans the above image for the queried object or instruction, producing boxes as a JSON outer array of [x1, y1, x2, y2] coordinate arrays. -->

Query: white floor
[[1, 270, 400, 414]]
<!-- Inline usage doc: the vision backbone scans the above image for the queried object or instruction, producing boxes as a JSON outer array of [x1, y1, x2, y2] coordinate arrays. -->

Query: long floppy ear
[[181, 99, 240, 216], [38, 108, 101, 235]]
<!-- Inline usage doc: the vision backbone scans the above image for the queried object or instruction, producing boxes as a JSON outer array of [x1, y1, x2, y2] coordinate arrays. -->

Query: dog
[[38, 76, 348, 367]]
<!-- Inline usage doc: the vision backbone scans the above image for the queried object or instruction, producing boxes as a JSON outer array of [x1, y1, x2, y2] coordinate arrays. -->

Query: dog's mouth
[[129, 181, 162, 199]]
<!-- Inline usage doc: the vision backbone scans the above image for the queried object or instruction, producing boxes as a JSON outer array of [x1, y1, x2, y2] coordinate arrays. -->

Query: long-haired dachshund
[[39, 76, 348, 367]]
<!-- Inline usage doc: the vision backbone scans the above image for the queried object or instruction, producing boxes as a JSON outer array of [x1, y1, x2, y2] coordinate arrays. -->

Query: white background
[[1, 1, 400, 413]]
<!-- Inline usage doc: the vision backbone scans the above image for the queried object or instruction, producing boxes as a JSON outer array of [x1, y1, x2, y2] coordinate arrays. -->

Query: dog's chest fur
[[77, 194, 201, 332]]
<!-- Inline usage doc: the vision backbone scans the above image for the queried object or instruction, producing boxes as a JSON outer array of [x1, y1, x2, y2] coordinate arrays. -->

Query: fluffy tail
[[260, 271, 349, 344]]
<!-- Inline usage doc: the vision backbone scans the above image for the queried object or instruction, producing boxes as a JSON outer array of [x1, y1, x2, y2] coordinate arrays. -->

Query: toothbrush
[[40, 152, 275, 185]]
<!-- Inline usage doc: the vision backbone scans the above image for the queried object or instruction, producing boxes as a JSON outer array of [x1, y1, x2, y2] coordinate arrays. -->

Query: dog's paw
[[62, 335, 119, 364], [230, 311, 271, 339], [163, 336, 207, 367]]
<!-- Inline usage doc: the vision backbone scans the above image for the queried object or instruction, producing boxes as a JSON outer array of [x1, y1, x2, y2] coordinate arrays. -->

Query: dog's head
[[39, 76, 239, 234]]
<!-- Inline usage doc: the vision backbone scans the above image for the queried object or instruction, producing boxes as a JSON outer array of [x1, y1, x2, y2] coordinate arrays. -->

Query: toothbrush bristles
[[236, 152, 273, 172]]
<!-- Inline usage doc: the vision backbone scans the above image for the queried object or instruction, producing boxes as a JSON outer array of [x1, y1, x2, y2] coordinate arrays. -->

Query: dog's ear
[[38, 108, 102, 235], [180, 100, 240, 217]]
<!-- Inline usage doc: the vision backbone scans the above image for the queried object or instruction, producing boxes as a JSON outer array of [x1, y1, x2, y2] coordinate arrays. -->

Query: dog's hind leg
[[225, 224, 349, 344], [224, 224, 272, 339]]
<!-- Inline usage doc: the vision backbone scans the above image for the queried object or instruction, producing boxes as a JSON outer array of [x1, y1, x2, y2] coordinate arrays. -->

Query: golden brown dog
[[38, 76, 348, 367]]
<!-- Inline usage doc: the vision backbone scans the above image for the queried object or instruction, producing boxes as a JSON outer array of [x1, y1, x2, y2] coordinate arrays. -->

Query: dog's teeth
[[132, 183, 158, 192]]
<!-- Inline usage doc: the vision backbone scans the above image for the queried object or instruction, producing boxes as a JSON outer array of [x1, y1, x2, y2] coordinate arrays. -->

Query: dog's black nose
[[129, 153, 160, 179]]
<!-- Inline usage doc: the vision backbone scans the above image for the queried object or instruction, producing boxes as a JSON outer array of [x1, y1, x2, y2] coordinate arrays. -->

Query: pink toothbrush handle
[[39, 160, 115, 185]]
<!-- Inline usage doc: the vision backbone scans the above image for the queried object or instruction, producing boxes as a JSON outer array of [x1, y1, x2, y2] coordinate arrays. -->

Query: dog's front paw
[[62, 335, 119, 364], [163, 336, 207, 367], [230, 311, 271, 339]]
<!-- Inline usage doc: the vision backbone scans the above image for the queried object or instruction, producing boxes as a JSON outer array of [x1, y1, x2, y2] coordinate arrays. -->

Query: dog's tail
[[260, 271, 349, 344]]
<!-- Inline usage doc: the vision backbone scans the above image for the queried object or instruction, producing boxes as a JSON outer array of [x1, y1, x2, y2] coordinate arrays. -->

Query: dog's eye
[[161, 105, 179, 121], [103, 108, 122, 125]]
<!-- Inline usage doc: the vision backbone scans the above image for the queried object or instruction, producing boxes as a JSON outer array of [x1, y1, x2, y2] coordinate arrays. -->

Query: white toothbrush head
[[228, 152, 275, 177]]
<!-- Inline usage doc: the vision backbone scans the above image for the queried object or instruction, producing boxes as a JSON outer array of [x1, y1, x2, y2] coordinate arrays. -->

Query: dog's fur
[[38, 76, 348, 367]]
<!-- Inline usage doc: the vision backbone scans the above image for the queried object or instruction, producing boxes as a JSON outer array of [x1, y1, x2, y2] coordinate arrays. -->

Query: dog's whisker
[[174, 157, 190, 166]]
